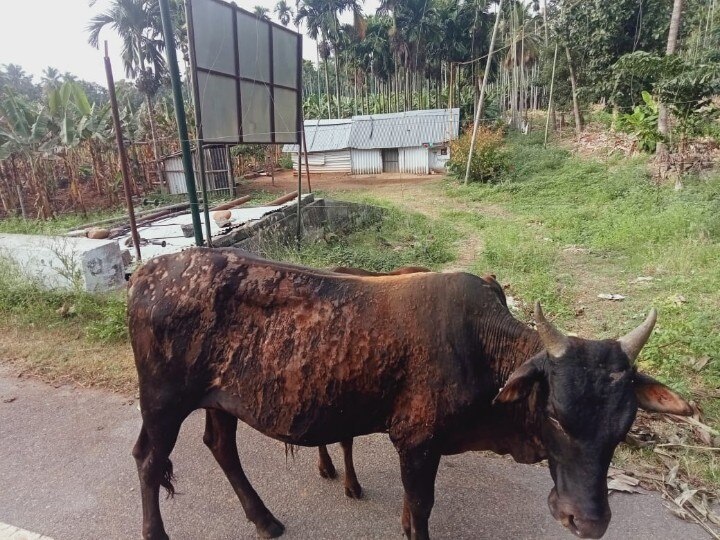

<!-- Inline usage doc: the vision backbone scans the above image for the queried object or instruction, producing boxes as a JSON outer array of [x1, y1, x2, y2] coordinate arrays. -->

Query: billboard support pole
[[296, 132, 303, 246], [159, 0, 204, 246]]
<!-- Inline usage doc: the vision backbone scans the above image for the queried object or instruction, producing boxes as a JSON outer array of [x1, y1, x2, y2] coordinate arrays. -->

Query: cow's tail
[[159, 457, 176, 498], [284, 443, 298, 462]]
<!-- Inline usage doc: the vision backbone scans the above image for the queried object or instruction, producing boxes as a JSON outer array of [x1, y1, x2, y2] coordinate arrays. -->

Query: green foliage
[[447, 127, 510, 183], [615, 91, 662, 153], [0, 258, 128, 343], [612, 50, 720, 141], [444, 132, 720, 394], [263, 204, 457, 271], [278, 153, 293, 169]]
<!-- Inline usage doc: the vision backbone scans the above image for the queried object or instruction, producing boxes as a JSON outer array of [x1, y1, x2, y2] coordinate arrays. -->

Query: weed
[[443, 132, 720, 435], [263, 205, 458, 272]]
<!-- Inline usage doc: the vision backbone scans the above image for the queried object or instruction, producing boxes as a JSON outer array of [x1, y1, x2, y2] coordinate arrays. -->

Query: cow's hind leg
[[317, 445, 337, 479], [397, 445, 441, 540], [132, 412, 184, 540], [203, 409, 284, 539], [340, 439, 362, 499]]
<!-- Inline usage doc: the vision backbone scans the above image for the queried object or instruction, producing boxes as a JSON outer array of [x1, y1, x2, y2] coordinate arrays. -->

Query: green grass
[[263, 203, 458, 271], [0, 208, 127, 235], [444, 131, 720, 422], [0, 258, 128, 343]]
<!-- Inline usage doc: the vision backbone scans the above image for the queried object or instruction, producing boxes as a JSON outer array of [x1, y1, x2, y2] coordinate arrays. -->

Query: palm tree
[[254, 6, 271, 20], [274, 0, 294, 26], [87, 0, 166, 188], [41, 67, 62, 92], [296, 0, 334, 118]]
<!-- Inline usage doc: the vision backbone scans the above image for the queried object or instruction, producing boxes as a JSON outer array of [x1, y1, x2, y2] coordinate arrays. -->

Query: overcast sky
[[0, 0, 381, 86]]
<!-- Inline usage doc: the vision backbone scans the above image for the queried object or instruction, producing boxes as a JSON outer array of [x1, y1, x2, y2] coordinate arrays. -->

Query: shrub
[[615, 91, 662, 153], [447, 126, 510, 183], [278, 153, 294, 169]]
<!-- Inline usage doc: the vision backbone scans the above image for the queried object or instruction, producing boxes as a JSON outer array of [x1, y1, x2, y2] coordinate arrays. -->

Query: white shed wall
[[429, 146, 451, 172], [291, 150, 351, 174], [400, 147, 429, 174], [350, 149, 383, 174]]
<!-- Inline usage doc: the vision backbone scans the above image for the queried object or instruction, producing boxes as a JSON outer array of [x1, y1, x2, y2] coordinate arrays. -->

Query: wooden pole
[[464, 0, 503, 185], [544, 43, 559, 147], [104, 42, 141, 262]]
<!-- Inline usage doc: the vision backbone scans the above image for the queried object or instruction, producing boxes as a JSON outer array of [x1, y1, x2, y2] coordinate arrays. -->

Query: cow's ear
[[634, 372, 693, 415], [494, 361, 542, 404]]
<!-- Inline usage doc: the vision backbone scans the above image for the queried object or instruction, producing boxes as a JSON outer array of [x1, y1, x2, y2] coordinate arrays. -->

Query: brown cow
[[316, 265, 506, 499], [128, 248, 691, 540]]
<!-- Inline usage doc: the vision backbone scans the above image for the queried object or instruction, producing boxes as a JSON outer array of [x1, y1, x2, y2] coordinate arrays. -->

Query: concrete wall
[[213, 196, 384, 255], [429, 145, 450, 172], [0, 234, 125, 292]]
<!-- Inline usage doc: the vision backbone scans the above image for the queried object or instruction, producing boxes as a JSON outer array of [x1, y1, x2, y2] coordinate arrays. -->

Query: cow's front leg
[[397, 445, 441, 540]]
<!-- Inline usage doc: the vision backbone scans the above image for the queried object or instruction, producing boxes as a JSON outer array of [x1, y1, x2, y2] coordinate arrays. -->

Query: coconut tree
[[254, 6, 271, 19], [41, 68, 62, 92], [296, 0, 334, 117], [87, 0, 166, 186], [274, 0, 294, 26]]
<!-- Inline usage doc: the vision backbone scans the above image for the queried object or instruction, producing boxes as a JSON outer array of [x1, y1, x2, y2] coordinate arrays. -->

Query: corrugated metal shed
[[348, 109, 460, 150], [399, 147, 429, 174], [282, 108, 459, 153], [284, 119, 351, 153], [291, 149, 351, 174], [351, 149, 382, 174]]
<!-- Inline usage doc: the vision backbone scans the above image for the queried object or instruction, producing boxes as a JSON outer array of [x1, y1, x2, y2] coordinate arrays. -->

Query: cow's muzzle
[[548, 488, 610, 539]]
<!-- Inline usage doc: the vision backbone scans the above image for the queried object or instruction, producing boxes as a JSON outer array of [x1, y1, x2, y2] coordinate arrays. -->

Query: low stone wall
[[0, 234, 125, 292], [213, 196, 385, 254]]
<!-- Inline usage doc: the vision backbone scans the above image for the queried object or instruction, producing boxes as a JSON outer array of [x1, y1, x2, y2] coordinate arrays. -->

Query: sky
[[0, 0, 381, 87]]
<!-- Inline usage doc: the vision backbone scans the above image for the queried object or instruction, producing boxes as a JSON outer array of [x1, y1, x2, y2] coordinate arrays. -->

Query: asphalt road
[[0, 367, 709, 540]]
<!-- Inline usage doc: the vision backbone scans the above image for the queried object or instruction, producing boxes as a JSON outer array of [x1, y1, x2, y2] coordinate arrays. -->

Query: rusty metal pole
[[104, 42, 141, 262], [301, 125, 312, 192]]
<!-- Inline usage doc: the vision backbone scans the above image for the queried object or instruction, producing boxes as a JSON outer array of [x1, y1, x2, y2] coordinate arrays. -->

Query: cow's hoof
[[143, 526, 170, 540], [318, 463, 337, 480], [344, 482, 363, 499], [256, 515, 285, 539]]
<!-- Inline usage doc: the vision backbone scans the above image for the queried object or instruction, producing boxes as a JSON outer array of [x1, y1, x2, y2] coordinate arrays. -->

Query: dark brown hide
[[316, 266, 507, 499], [128, 248, 690, 540]]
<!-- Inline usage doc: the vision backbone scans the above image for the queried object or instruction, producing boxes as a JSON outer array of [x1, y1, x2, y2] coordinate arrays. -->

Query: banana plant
[[0, 91, 54, 217]]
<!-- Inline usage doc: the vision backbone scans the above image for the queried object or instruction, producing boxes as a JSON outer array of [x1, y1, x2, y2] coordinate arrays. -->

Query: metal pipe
[[159, 0, 204, 246]]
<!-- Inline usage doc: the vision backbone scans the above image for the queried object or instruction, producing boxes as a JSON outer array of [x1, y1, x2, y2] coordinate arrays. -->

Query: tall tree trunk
[[565, 47, 583, 137], [334, 55, 341, 118], [324, 59, 332, 119], [658, 0, 684, 153]]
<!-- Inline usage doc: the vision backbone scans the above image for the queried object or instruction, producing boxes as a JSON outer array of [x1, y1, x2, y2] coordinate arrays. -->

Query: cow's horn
[[618, 308, 657, 363], [534, 302, 569, 358]]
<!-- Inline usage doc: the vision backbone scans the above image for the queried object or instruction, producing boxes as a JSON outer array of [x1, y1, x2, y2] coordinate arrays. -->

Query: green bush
[[0, 257, 128, 343], [447, 127, 510, 183], [615, 91, 662, 153], [278, 153, 294, 169]]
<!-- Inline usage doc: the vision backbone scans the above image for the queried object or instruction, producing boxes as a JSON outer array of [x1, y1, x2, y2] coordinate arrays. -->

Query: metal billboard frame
[[186, 0, 303, 146]]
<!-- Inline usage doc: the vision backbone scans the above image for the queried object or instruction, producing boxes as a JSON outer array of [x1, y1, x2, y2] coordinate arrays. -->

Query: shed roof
[[283, 108, 459, 153]]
